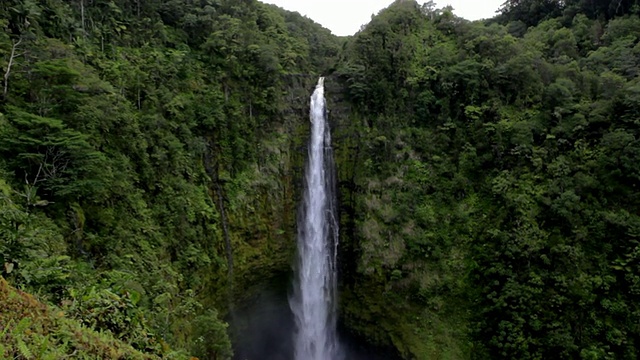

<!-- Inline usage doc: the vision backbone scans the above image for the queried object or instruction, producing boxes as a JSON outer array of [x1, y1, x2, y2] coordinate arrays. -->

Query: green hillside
[[2, 0, 640, 359], [332, 1, 640, 358]]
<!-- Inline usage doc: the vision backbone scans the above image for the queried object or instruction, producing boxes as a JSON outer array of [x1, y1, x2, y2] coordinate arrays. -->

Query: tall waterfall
[[290, 77, 341, 360]]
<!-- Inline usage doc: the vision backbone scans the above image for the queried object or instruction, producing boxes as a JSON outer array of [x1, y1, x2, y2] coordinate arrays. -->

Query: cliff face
[[4, 0, 640, 358], [0, 0, 339, 356], [327, 68, 470, 360], [327, 1, 640, 359], [217, 75, 319, 304]]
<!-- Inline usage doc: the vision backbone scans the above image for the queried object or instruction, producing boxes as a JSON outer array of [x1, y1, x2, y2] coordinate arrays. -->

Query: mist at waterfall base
[[229, 79, 400, 360], [230, 276, 400, 360]]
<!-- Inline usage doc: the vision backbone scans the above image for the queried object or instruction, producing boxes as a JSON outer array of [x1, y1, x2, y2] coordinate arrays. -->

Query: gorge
[[2, 0, 640, 359]]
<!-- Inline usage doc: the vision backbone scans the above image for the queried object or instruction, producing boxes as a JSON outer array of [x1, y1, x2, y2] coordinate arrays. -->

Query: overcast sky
[[260, 0, 504, 36]]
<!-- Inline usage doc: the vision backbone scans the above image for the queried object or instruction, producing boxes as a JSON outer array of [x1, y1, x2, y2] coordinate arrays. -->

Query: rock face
[[221, 75, 319, 301]]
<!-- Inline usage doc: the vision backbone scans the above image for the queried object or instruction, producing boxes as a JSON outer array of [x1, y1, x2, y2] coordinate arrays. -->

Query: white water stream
[[290, 77, 341, 360]]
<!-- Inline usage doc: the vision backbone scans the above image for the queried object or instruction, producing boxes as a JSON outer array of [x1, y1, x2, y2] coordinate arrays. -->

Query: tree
[[2, 36, 22, 98]]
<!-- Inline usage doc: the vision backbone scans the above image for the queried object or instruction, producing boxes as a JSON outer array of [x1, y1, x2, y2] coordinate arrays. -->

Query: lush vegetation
[[3, 0, 640, 359], [0, 0, 338, 358], [333, 0, 640, 359], [0, 277, 163, 359]]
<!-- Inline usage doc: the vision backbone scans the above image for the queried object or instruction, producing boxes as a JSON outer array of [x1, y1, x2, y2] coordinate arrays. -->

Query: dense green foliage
[[3, 0, 640, 359], [333, 0, 640, 359], [0, 0, 339, 357], [0, 277, 164, 359], [497, 0, 640, 26]]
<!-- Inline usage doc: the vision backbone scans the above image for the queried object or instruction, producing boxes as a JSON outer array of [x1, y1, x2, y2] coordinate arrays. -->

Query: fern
[[41, 353, 59, 360], [12, 318, 33, 359], [0, 319, 12, 337], [0, 319, 11, 360], [15, 335, 32, 359], [14, 318, 31, 334], [36, 335, 50, 359]]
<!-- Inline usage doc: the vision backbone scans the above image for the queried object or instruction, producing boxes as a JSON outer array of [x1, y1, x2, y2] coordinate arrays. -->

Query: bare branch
[[616, 0, 623, 15], [3, 37, 23, 98], [32, 162, 44, 186], [40, 146, 69, 180]]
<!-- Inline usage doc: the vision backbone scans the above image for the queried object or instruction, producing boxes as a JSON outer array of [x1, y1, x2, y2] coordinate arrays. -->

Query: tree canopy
[[334, 1, 640, 358], [1, 0, 339, 357], [2, 0, 640, 359]]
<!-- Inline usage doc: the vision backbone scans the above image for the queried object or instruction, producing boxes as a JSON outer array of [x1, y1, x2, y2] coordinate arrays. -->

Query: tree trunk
[[80, 0, 86, 36], [3, 38, 22, 98]]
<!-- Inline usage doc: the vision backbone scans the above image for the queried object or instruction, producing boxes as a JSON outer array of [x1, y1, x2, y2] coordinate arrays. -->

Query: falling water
[[290, 77, 341, 360]]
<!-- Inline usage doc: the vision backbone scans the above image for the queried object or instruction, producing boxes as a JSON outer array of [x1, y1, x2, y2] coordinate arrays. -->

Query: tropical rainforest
[[1, 0, 640, 359]]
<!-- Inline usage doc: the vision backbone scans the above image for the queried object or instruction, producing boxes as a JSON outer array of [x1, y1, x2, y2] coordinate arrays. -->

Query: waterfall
[[290, 77, 341, 360]]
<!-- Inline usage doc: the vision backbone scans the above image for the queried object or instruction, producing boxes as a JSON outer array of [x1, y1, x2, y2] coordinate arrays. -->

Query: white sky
[[260, 0, 504, 36]]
